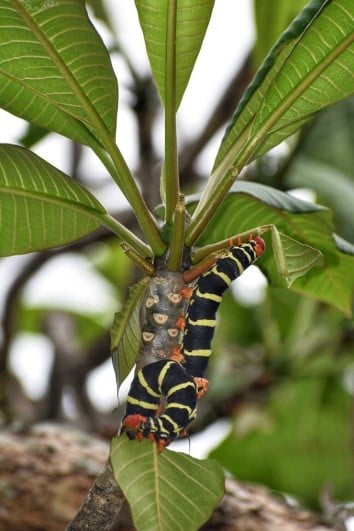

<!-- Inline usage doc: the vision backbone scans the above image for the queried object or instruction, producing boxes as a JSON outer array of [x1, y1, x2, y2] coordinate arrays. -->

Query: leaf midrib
[[249, 32, 354, 153], [11, 0, 109, 138], [1, 185, 105, 218], [217, 31, 354, 179]]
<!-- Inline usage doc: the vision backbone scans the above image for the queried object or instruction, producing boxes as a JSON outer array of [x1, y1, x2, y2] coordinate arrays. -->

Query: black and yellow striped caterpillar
[[121, 237, 265, 449]]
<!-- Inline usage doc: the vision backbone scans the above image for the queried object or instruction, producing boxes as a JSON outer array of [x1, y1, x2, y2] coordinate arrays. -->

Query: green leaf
[[111, 279, 148, 387], [291, 97, 354, 178], [135, 0, 214, 109], [207, 0, 354, 205], [185, 182, 354, 315], [286, 155, 354, 241], [285, 98, 354, 241], [210, 377, 353, 507], [270, 227, 323, 286], [110, 436, 224, 531], [0, 0, 118, 146], [0, 144, 107, 256], [254, 0, 308, 68]]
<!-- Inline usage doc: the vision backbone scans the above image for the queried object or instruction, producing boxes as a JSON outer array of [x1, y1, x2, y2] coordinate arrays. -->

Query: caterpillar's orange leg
[[194, 377, 209, 398], [254, 236, 266, 256], [175, 316, 186, 330], [170, 345, 185, 363], [181, 286, 193, 299]]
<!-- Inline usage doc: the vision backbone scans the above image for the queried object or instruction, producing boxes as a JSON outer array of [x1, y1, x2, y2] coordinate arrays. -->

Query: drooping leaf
[[199, 0, 354, 219], [254, 0, 308, 68], [111, 279, 148, 387], [0, 0, 118, 147], [135, 0, 214, 109], [181, 182, 354, 315], [111, 436, 224, 531], [0, 144, 107, 256], [270, 226, 323, 286]]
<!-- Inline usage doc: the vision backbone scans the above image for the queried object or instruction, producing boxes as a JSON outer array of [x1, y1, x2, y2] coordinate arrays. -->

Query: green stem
[[192, 225, 271, 264], [101, 213, 153, 258], [164, 0, 179, 225], [92, 142, 166, 256], [13, 0, 166, 256], [167, 194, 186, 271], [121, 243, 155, 276]]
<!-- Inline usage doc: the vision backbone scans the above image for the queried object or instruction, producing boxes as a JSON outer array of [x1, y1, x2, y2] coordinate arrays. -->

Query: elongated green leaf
[[0, 0, 118, 146], [0, 144, 106, 256], [215, 0, 354, 174], [111, 436, 224, 531], [270, 227, 323, 286], [111, 279, 148, 387], [135, 0, 214, 109], [201, 0, 354, 219], [184, 182, 354, 315]]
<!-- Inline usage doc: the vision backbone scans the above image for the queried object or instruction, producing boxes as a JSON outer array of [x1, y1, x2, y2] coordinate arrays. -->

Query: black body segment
[[182, 241, 259, 378]]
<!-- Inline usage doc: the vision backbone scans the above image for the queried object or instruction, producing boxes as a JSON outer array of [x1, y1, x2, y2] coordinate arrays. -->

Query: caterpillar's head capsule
[[252, 236, 266, 257]]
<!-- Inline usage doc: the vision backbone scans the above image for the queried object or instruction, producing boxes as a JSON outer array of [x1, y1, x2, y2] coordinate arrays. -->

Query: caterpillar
[[121, 236, 265, 449], [122, 359, 197, 450], [182, 236, 265, 396]]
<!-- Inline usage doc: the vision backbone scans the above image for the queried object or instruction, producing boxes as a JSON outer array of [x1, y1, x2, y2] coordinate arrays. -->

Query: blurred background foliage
[[0, 0, 353, 518]]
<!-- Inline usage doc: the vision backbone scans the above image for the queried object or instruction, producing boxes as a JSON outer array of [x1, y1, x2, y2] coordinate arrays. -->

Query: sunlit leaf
[[111, 279, 148, 387], [111, 436, 224, 531], [135, 0, 214, 108], [0, 0, 118, 146], [0, 144, 106, 256]]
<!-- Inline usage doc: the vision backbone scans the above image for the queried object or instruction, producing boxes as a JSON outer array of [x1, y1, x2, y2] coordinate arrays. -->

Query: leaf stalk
[[163, 0, 179, 225], [167, 194, 186, 271]]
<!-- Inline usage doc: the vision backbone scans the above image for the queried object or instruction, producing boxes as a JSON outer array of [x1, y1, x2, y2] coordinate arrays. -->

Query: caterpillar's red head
[[252, 236, 266, 257]]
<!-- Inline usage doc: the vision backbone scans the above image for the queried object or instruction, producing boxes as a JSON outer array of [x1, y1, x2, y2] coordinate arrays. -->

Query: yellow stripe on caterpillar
[[157, 417, 170, 434], [187, 318, 216, 327], [137, 371, 160, 398], [183, 349, 212, 357], [209, 268, 232, 286], [167, 381, 196, 396], [157, 360, 174, 389], [195, 288, 222, 302], [227, 254, 245, 273], [165, 402, 194, 415], [127, 396, 159, 410], [161, 414, 180, 432]]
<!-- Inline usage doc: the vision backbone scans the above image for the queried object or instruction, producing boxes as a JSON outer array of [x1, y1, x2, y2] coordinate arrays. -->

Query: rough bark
[[0, 425, 337, 531]]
